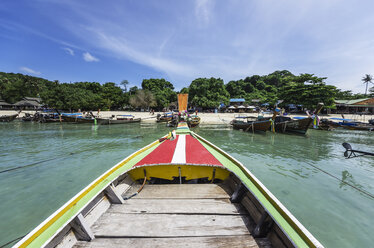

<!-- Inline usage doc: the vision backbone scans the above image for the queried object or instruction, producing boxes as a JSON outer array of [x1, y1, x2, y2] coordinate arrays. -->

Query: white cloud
[[63, 47, 74, 56], [83, 52, 99, 62], [195, 0, 213, 27], [23, 0, 374, 92], [20, 67, 41, 75]]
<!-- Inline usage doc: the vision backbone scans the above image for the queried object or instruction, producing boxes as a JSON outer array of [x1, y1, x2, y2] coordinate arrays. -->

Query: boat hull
[[274, 117, 312, 134], [319, 119, 374, 131], [13, 123, 323, 248], [0, 113, 18, 122], [157, 117, 172, 122], [232, 119, 271, 132], [96, 118, 141, 125], [187, 116, 201, 128], [62, 115, 95, 123]]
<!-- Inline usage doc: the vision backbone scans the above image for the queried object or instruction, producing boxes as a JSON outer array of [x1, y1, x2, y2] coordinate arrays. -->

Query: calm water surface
[[0, 122, 373, 247]]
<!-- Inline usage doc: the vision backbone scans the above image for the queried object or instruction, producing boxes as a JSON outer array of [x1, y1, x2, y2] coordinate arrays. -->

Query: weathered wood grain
[[92, 213, 251, 237], [112, 198, 246, 215], [124, 184, 230, 199], [84, 196, 111, 227], [74, 235, 269, 248], [104, 184, 124, 204], [70, 213, 95, 241]]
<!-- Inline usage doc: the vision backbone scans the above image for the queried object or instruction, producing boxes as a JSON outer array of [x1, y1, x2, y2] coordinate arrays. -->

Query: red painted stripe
[[185, 135, 222, 166], [135, 136, 179, 166]]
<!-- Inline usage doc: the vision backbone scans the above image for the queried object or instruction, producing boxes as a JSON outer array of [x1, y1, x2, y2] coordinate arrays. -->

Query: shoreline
[[1, 110, 373, 125]]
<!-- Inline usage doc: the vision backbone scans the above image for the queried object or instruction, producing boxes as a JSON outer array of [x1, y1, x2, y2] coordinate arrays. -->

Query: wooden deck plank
[[74, 235, 270, 248], [92, 213, 251, 237], [111, 198, 246, 215], [123, 184, 230, 199]]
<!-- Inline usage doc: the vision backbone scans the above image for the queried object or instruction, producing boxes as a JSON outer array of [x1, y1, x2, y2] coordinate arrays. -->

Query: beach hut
[[335, 98, 374, 114], [0, 99, 13, 110], [237, 105, 246, 113], [14, 97, 42, 110]]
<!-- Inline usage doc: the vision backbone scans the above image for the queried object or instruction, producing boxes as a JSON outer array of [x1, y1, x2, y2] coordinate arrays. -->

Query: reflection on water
[[340, 170, 364, 191], [0, 123, 373, 247]]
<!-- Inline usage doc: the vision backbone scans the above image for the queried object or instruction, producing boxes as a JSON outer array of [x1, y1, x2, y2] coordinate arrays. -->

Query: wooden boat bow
[[14, 122, 323, 248]]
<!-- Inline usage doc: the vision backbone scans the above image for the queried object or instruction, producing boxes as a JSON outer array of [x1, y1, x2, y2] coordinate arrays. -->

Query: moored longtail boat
[[62, 113, 95, 123], [0, 113, 18, 122], [273, 116, 312, 134], [272, 103, 324, 135], [187, 114, 200, 128], [96, 115, 141, 125], [14, 122, 323, 248], [156, 112, 173, 122], [231, 116, 272, 132]]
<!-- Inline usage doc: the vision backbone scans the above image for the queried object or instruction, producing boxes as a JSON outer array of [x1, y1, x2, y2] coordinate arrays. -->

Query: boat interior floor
[[73, 182, 271, 248]]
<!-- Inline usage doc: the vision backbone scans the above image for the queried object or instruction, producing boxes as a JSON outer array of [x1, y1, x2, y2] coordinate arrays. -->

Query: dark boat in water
[[231, 116, 271, 132], [0, 113, 18, 122], [319, 118, 374, 131], [187, 114, 200, 128], [96, 115, 141, 125], [62, 113, 96, 123], [271, 103, 324, 135], [156, 112, 173, 122], [272, 116, 313, 134]]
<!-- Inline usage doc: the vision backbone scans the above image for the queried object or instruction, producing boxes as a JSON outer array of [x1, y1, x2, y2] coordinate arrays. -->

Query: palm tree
[[120, 80, 129, 92], [362, 74, 373, 96]]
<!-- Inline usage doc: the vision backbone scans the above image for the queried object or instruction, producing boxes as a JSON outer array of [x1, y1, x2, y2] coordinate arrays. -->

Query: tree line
[[0, 71, 371, 111]]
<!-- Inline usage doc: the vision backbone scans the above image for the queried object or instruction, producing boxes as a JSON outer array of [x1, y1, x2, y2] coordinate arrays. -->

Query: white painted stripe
[[171, 135, 186, 163]]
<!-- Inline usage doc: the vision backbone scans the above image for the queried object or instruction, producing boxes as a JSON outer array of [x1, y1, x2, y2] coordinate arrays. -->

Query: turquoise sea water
[[0, 122, 373, 247]]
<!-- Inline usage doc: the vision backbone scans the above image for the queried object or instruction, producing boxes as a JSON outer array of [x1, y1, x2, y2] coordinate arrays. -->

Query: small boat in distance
[[0, 113, 18, 122], [319, 117, 374, 131], [61, 113, 96, 123], [187, 114, 200, 128], [231, 116, 272, 132], [156, 112, 173, 122], [13, 122, 323, 248], [96, 115, 141, 125], [271, 103, 324, 135]]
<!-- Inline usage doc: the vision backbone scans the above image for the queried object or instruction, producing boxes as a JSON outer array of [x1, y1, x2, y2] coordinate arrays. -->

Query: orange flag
[[178, 94, 188, 112]]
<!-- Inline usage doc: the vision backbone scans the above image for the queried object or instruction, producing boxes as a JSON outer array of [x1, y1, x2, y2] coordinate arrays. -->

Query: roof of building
[[0, 99, 12, 105], [335, 98, 370, 105], [14, 98, 42, 107], [24, 97, 42, 103], [229, 98, 245, 102]]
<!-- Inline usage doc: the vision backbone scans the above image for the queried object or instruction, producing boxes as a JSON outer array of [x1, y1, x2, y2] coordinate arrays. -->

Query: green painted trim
[[23, 141, 161, 248], [196, 134, 320, 248]]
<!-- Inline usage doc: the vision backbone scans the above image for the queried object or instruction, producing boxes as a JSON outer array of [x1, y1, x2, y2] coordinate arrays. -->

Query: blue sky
[[1, 0, 374, 93]]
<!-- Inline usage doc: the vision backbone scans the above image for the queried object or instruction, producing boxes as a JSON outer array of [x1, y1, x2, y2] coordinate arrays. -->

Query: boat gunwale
[[191, 131, 323, 248], [14, 128, 323, 248], [13, 134, 167, 248]]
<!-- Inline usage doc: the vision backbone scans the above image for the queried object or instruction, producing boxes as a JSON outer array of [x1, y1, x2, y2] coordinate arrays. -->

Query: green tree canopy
[[278, 75, 336, 109], [189, 78, 230, 108], [141, 78, 177, 109]]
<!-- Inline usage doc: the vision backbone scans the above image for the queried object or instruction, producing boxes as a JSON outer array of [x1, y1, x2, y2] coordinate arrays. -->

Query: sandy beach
[[1, 110, 373, 124]]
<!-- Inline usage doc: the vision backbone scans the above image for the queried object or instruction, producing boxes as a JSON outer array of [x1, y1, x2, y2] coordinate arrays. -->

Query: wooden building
[[335, 98, 374, 114], [0, 99, 13, 110], [13, 97, 42, 110]]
